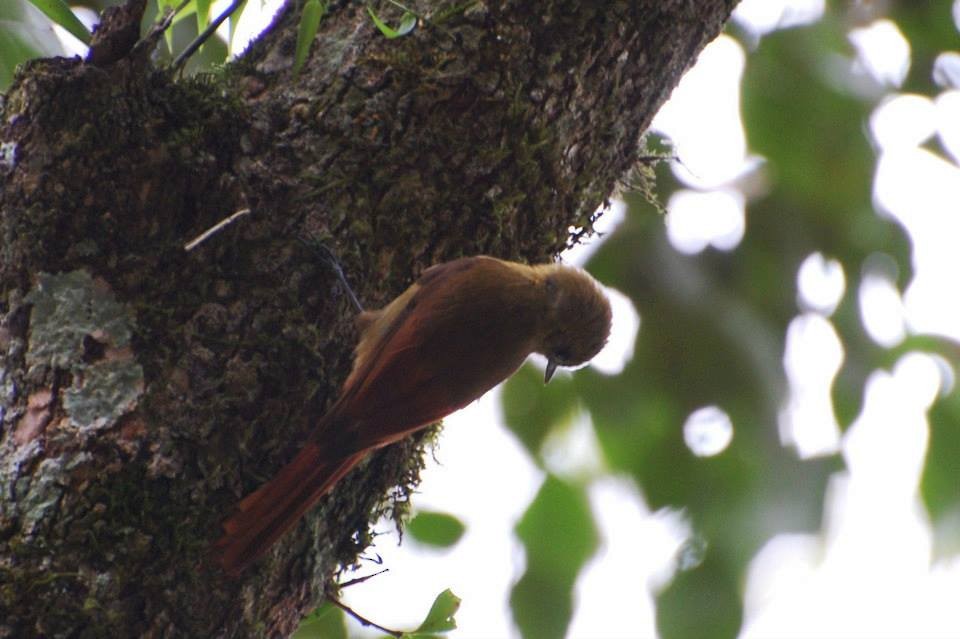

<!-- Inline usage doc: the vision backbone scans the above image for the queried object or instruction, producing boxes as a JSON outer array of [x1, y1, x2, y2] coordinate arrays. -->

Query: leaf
[[26, 0, 89, 44], [887, 1, 960, 93], [367, 6, 416, 39], [195, 0, 211, 30], [294, 0, 325, 77], [292, 601, 347, 639], [407, 511, 466, 548], [510, 475, 597, 639], [163, 0, 196, 32], [0, 0, 67, 90], [412, 589, 461, 634], [922, 383, 960, 557], [656, 551, 742, 639]]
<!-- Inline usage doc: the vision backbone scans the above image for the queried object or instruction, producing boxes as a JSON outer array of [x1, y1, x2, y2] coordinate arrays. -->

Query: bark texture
[[0, 0, 735, 636]]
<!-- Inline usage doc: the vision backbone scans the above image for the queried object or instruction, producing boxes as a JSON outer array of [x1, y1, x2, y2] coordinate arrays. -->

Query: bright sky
[[58, 1, 960, 636]]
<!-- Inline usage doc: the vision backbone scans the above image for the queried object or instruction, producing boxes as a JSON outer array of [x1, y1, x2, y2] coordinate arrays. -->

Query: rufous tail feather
[[214, 443, 365, 575]]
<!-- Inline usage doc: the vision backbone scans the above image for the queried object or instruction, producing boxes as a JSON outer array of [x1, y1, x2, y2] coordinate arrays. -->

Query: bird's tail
[[213, 442, 366, 575]]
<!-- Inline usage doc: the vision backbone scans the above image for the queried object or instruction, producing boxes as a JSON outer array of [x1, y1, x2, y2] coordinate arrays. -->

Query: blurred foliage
[[407, 510, 466, 548], [499, 2, 960, 638], [656, 551, 742, 639], [292, 601, 348, 639], [511, 475, 598, 639], [922, 380, 960, 557]]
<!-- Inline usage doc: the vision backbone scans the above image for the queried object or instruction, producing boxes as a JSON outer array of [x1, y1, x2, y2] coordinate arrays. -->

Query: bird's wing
[[322, 257, 509, 449]]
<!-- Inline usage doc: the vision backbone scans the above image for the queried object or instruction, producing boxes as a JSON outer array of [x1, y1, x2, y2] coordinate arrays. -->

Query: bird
[[214, 255, 612, 574]]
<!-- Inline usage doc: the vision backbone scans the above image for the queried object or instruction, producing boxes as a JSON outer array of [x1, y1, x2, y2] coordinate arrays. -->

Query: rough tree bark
[[0, 0, 735, 636]]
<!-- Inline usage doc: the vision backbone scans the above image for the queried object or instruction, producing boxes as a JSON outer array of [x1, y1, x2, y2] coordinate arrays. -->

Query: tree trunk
[[0, 0, 735, 636]]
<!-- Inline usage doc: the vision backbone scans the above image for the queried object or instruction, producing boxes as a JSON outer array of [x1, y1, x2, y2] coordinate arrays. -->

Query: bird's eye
[[554, 347, 572, 364]]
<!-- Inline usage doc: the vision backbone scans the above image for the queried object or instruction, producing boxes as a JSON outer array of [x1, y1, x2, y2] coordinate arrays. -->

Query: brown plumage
[[214, 256, 612, 574]]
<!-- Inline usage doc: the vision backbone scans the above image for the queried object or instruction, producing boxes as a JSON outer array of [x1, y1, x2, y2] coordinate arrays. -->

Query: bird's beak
[[544, 358, 558, 384]]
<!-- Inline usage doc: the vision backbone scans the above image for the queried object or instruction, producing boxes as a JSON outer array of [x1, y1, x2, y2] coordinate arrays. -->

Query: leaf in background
[[195, 0, 210, 30], [25, 0, 90, 43], [159, 3, 228, 72], [656, 551, 742, 639], [510, 475, 597, 639], [168, 0, 201, 29], [577, 119, 842, 636], [367, 6, 416, 40], [291, 601, 347, 639], [922, 377, 960, 558], [0, 0, 68, 89], [226, 0, 249, 47], [412, 589, 461, 634], [294, 0, 325, 78], [161, 0, 189, 56], [407, 510, 466, 548], [739, 16, 913, 428], [887, 2, 960, 93], [501, 362, 579, 457]]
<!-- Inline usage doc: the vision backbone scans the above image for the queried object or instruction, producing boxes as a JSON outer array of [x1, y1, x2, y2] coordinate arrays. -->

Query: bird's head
[[535, 264, 612, 382]]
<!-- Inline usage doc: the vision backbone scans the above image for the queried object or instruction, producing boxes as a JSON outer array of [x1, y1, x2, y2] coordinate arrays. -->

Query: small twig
[[161, 0, 192, 30], [326, 593, 404, 638], [183, 208, 251, 251], [173, 0, 244, 71], [128, 0, 190, 59], [339, 568, 389, 589], [635, 153, 678, 165]]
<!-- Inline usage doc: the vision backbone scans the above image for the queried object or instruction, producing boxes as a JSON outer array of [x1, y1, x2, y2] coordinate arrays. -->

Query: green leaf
[[26, 0, 89, 44], [922, 383, 960, 557], [395, 11, 417, 36], [169, 1, 196, 25], [292, 601, 347, 639], [888, 1, 960, 93], [294, 0, 325, 77], [407, 511, 466, 548], [367, 6, 416, 39], [195, 0, 211, 30], [510, 475, 597, 639], [0, 0, 68, 90], [413, 589, 461, 634], [656, 551, 742, 639]]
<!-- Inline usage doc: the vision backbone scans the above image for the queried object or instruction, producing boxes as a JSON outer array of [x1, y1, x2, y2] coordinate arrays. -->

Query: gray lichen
[[64, 359, 143, 430], [25, 270, 133, 371], [24, 270, 143, 430], [0, 141, 16, 173], [17, 456, 68, 538]]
